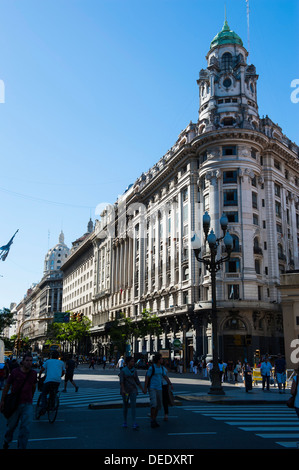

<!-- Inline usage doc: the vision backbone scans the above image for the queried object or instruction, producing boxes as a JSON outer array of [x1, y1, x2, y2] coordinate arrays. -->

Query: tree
[[108, 308, 162, 357], [107, 314, 137, 357], [137, 308, 163, 339], [45, 313, 91, 354], [0, 308, 15, 336]]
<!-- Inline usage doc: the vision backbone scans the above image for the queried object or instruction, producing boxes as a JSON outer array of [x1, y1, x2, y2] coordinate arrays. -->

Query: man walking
[[260, 356, 272, 391], [144, 354, 173, 428], [275, 354, 287, 393], [0, 353, 37, 449], [63, 355, 78, 392]]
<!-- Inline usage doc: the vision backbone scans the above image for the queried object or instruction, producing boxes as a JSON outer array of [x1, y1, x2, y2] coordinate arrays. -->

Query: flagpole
[[246, 0, 250, 64]]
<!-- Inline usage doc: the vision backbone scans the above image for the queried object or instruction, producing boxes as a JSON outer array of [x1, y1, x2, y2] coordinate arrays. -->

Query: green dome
[[210, 20, 243, 49]]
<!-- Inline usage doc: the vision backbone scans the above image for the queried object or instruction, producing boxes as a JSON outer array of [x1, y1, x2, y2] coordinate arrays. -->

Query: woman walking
[[119, 356, 144, 430]]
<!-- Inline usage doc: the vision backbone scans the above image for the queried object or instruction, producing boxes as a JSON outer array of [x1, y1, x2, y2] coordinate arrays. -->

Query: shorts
[[276, 372, 286, 384], [65, 372, 74, 381], [149, 389, 162, 410]]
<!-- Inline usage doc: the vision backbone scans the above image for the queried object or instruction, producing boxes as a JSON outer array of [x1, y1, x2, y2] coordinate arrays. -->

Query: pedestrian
[[189, 359, 194, 373], [119, 356, 144, 430], [202, 358, 207, 378], [102, 355, 106, 369], [243, 359, 252, 392], [219, 360, 227, 383], [274, 354, 287, 393], [234, 361, 242, 384], [117, 356, 125, 370], [161, 359, 171, 421], [207, 360, 213, 381], [0, 353, 37, 449], [63, 355, 79, 393], [227, 360, 234, 383], [260, 357, 272, 391], [89, 357, 95, 369], [144, 353, 173, 428], [290, 369, 299, 439]]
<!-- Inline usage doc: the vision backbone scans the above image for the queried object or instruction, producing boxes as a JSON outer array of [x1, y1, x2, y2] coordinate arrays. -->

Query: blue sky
[[0, 0, 298, 309]]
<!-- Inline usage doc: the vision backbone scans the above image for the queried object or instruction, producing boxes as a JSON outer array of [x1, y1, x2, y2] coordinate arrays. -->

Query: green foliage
[[46, 313, 91, 348], [0, 308, 15, 336], [108, 308, 162, 355]]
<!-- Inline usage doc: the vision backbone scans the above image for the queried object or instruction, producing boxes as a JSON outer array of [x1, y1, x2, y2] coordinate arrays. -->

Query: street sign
[[53, 312, 70, 323], [173, 339, 181, 348]]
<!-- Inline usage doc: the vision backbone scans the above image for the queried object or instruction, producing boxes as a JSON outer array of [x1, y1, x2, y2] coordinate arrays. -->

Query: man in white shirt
[[260, 357, 272, 391], [38, 351, 65, 415]]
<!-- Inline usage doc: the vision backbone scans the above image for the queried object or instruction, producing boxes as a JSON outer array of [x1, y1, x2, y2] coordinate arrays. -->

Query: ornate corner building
[[63, 20, 299, 363]]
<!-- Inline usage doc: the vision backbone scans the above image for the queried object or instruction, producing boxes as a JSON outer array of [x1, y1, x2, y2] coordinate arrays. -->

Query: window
[[182, 187, 188, 201], [223, 170, 237, 184], [251, 148, 257, 159], [224, 211, 238, 223], [274, 183, 281, 197], [252, 192, 258, 209], [223, 77, 232, 88], [224, 189, 238, 206], [227, 284, 240, 300], [276, 223, 282, 234], [183, 267, 189, 281], [253, 214, 259, 225], [231, 234, 240, 252], [226, 258, 240, 273], [275, 201, 281, 218], [222, 146, 237, 156], [221, 52, 233, 70], [274, 160, 281, 170]]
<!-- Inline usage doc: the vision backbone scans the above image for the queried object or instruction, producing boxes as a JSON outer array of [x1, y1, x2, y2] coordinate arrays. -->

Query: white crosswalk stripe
[[33, 387, 123, 408], [182, 405, 299, 448], [32, 388, 193, 409]]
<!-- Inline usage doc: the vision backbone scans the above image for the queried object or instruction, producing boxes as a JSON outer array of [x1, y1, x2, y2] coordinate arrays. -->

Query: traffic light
[[255, 349, 260, 358], [78, 313, 83, 322], [70, 312, 77, 322]]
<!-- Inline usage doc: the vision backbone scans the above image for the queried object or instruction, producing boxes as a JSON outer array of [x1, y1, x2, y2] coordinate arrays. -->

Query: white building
[[59, 19, 299, 364]]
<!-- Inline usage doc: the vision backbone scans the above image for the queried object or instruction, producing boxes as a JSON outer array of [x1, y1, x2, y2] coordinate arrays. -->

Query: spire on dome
[[210, 17, 243, 50], [59, 231, 65, 244]]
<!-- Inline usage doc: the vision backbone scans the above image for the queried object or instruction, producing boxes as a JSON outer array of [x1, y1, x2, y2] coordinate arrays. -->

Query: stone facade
[[84, 20, 299, 364]]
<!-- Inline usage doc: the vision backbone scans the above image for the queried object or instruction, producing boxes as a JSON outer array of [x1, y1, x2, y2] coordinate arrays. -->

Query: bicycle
[[35, 381, 60, 424]]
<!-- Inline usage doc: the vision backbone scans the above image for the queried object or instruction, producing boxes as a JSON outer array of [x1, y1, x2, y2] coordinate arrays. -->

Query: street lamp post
[[192, 211, 233, 395]]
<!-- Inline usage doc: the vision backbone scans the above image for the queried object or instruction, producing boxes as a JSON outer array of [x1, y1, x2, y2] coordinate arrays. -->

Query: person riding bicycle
[[38, 350, 65, 415]]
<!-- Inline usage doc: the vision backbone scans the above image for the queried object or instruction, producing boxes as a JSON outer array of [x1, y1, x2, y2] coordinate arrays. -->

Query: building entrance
[[223, 334, 246, 363]]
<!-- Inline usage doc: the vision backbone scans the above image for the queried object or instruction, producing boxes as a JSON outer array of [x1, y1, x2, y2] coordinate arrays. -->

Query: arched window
[[231, 234, 240, 252], [223, 318, 246, 330], [221, 52, 233, 70]]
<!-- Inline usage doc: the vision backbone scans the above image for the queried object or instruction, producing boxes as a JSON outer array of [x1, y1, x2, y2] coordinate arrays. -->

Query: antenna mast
[[246, 0, 250, 64]]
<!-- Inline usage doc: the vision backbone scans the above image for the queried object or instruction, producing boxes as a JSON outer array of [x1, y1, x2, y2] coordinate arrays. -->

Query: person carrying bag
[[0, 353, 37, 449]]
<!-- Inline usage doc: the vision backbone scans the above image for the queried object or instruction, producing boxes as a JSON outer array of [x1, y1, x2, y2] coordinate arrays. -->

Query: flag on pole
[[0, 229, 19, 261]]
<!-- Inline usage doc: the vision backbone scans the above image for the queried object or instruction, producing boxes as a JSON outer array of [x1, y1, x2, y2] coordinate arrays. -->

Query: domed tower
[[44, 231, 70, 275], [197, 18, 259, 133]]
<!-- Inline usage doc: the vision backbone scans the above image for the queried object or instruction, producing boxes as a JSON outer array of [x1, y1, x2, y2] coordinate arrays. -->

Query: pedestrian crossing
[[182, 404, 299, 449], [32, 388, 193, 409], [33, 387, 124, 408]]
